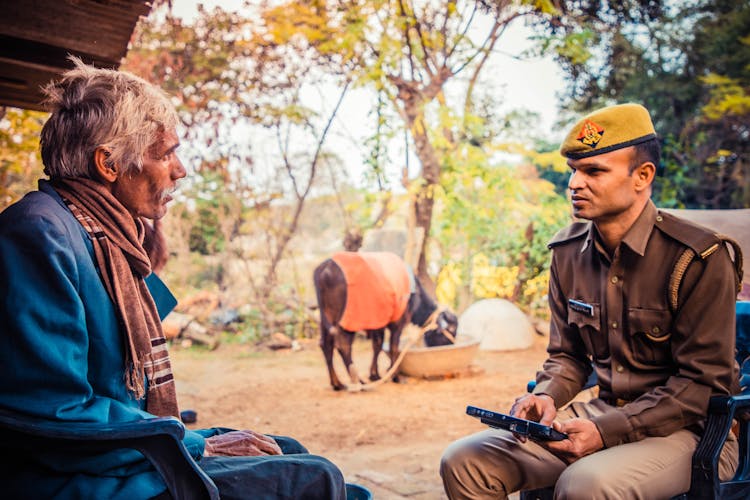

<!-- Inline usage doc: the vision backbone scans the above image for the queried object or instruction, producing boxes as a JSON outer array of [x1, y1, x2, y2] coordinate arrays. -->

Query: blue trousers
[[196, 433, 346, 500]]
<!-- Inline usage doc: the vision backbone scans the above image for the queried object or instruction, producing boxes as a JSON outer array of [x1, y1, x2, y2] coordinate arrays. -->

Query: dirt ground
[[170, 332, 551, 499]]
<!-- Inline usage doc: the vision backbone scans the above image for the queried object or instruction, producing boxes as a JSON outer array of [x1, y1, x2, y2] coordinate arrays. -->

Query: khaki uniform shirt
[[533, 200, 739, 448]]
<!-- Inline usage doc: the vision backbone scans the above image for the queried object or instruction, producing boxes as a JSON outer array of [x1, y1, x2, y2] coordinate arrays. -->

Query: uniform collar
[[578, 200, 656, 257], [620, 200, 657, 257], [580, 228, 593, 254]]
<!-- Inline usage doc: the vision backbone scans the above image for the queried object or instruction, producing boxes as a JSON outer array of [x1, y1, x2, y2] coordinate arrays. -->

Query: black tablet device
[[466, 405, 568, 441]]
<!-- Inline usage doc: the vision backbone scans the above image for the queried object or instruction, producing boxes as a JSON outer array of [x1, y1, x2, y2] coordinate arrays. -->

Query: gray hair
[[40, 56, 178, 179]]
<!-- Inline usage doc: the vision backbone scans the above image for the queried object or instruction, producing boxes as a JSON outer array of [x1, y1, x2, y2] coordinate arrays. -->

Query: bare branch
[[464, 16, 507, 116], [439, 0, 455, 62], [263, 82, 351, 287], [398, 0, 419, 81], [275, 119, 300, 197], [302, 82, 350, 200], [406, 0, 438, 77], [446, 1, 478, 60], [327, 163, 352, 228], [451, 10, 522, 76], [369, 191, 393, 229]]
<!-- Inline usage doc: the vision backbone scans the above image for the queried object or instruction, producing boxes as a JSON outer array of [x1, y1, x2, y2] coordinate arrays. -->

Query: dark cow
[[313, 253, 458, 391]]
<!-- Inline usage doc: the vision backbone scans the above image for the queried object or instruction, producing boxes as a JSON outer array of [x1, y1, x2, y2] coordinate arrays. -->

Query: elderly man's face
[[111, 128, 185, 220]]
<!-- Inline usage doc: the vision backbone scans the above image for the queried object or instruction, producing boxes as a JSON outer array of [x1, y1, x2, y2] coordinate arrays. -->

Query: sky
[[168, 0, 567, 187]]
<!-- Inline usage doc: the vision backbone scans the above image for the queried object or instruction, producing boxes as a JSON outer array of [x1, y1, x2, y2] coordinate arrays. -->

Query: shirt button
[[611, 321, 618, 329], [616, 365, 625, 373], [656, 215, 663, 222], [610, 276, 619, 284]]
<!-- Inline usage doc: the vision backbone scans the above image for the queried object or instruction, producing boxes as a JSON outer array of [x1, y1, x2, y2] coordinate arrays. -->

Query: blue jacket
[[0, 181, 211, 499]]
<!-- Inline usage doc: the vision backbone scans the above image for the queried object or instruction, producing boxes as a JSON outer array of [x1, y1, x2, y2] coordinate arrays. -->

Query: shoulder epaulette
[[548, 222, 590, 249], [655, 210, 721, 259], [720, 236, 744, 294], [659, 210, 744, 312]]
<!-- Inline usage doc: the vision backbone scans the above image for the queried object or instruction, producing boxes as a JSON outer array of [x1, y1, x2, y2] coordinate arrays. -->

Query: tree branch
[[263, 82, 351, 289], [398, 0, 419, 81], [464, 13, 507, 116], [275, 118, 300, 198], [406, 0, 439, 78], [452, 10, 521, 76]]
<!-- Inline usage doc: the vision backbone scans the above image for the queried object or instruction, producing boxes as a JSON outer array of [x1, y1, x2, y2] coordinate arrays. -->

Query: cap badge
[[577, 119, 605, 148]]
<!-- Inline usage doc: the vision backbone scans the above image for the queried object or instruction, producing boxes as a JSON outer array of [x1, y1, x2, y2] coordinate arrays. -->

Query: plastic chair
[[0, 272, 219, 498], [346, 482, 374, 500], [0, 408, 219, 499], [521, 301, 750, 500]]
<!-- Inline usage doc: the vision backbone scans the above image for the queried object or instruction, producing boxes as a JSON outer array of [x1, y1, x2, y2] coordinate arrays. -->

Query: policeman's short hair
[[629, 138, 661, 175]]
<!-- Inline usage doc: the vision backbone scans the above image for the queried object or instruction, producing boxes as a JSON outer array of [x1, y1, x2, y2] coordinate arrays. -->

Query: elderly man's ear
[[94, 147, 118, 182]]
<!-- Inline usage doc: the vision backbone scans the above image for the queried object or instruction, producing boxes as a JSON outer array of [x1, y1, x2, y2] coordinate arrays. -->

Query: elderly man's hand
[[204, 430, 283, 457]]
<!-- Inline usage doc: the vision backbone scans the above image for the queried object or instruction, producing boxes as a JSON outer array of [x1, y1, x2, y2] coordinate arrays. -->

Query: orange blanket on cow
[[332, 251, 411, 332]]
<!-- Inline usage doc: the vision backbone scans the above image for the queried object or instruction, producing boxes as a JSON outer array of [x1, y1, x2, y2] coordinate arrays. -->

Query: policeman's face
[[566, 146, 640, 223], [111, 128, 186, 220]]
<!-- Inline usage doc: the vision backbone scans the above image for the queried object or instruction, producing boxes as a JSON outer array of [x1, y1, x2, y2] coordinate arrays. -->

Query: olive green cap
[[560, 103, 656, 159]]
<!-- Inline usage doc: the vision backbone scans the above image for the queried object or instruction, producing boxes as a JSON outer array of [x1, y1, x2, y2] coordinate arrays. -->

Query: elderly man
[[0, 58, 345, 500], [441, 103, 742, 499]]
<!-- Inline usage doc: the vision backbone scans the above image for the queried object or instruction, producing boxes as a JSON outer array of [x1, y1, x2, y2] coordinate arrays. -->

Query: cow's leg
[[314, 259, 358, 391], [388, 325, 403, 383], [321, 326, 346, 391], [367, 328, 385, 381], [335, 329, 364, 391]]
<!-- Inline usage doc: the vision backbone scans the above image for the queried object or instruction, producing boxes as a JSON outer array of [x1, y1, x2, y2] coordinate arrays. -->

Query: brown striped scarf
[[52, 178, 179, 418]]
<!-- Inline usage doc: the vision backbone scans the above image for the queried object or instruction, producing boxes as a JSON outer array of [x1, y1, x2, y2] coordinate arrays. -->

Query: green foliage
[[361, 90, 397, 191], [0, 108, 46, 210], [538, 0, 750, 208], [529, 28, 596, 66], [230, 306, 267, 344], [184, 171, 229, 255], [434, 130, 569, 314], [701, 73, 750, 120], [231, 293, 317, 344], [126, 4, 355, 334], [257, 0, 566, 284], [119, 1, 631, 333], [530, 139, 570, 197], [159, 250, 222, 300]]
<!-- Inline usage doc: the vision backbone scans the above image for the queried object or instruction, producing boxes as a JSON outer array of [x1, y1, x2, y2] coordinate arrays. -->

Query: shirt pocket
[[626, 308, 672, 367], [567, 302, 608, 360]]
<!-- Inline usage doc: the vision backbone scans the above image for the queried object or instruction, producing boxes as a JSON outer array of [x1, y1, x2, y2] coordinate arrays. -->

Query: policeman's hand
[[204, 430, 283, 457], [509, 393, 556, 443], [510, 393, 557, 426], [543, 418, 604, 464]]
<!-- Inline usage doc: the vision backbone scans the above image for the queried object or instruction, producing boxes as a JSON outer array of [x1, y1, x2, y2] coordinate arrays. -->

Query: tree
[[0, 107, 46, 210], [258, 0, 562, 291], [432, 105, 570, 314], [123, 4, 350, 334], [539, 0, 749, 208]]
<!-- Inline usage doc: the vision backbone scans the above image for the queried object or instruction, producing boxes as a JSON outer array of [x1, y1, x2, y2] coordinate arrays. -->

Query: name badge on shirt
[[568, 299, 594, 317]]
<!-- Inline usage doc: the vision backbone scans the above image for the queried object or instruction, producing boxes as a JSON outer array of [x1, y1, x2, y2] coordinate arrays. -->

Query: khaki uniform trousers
[[440, 401, 738, 500]]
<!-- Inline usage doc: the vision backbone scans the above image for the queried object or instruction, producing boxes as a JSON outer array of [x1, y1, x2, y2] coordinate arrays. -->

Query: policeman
[[441, 103, 742, 499]]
